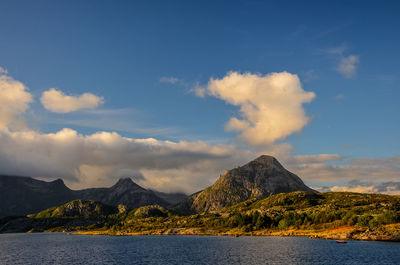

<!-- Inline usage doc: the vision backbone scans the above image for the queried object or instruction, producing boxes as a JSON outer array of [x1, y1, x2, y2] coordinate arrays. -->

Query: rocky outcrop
[[132, 205, 169, 218], [28, 200, 118, 218], [176, 155, 315, 213]]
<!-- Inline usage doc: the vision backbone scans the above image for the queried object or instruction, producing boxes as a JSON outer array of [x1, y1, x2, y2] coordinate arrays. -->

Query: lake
[[0, 233, 399, 264]]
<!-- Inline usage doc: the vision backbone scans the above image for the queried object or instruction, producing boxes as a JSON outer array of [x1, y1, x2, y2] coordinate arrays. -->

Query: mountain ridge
[[0, 175, 186, 218], [0, 155, 313, 217], [176, 155, 315, 213]]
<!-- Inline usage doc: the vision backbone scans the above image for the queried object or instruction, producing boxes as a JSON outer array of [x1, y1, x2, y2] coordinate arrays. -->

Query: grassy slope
[[28, 192, 400, 241]]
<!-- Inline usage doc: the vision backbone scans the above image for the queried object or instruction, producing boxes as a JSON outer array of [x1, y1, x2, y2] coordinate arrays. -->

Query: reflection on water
[[0, 233, 399, 265]]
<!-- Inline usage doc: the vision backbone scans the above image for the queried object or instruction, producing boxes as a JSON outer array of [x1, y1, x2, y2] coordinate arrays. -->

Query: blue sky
[[0, 1, 399, 192]]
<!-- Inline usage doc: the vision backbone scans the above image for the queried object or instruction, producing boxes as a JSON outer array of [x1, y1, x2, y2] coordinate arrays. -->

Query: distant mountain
[[0, 175, 75, 218], [0, 175, 185, 218], [151, 190, 188, 206], [76, 178, 169, 209], [176, 155, 316, 213]]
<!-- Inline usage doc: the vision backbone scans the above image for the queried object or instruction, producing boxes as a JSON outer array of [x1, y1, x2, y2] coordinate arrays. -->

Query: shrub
[[357, 215, 372, 227], [376, 210, 399, 225]]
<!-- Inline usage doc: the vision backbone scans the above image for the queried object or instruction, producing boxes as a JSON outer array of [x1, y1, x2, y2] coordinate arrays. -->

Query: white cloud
[[0, 74, 33, 130], [338, 55, 359, 78], [322, 46, 359, 78], [195, 71, 315, 146], [0, 127, 258, 192], [41, 88, 104, 113]]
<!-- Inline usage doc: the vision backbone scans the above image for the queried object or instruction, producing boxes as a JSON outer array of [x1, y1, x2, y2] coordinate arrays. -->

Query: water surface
[[0, 233, 399, 264]]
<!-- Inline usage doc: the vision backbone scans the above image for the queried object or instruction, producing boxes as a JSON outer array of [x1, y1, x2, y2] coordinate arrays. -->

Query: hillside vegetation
[[28, 200, 118, 219], [4, 191, 398, 241], [101, 192, 399, 235]]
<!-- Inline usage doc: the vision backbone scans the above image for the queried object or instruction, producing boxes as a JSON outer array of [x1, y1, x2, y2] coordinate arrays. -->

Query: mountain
[[0, 175, 180, 218], [0, 175, 75, 218], [0, 155, 313, 217], [176, 155, 316, 213], [76, 178, 169, 209]]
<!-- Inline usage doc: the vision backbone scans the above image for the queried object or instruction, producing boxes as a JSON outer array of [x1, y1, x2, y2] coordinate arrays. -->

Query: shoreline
[[73, 224, 400, 242]]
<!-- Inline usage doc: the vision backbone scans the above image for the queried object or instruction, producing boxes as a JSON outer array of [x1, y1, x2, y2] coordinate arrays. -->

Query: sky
[[0, 0, 399, 194]]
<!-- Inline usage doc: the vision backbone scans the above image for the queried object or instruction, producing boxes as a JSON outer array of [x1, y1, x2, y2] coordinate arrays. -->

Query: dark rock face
[[0, 175, 75, 218], [0, 176, 180, 218], [177, 155, 316, 213]]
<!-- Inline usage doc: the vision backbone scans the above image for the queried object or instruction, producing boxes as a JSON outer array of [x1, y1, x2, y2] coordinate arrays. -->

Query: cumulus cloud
[[338, 55, 359, 78], [41, 88, 104, 113], [0, 74, 33, 130], [195, 71, 315, 146], [0, 128, 258, 192]]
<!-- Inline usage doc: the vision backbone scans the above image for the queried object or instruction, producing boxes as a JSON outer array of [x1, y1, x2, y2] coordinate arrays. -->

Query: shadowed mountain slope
[[0, 175, 182, 218], [76, 178, 169, 209]]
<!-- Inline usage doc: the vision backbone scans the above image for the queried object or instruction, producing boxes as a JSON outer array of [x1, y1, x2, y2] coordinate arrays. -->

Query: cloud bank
[[196, 72, 315, 146], [287, 154, 400, 191], [41, 88, 104, 113], [0, 128, 256, 192], [317, 180, 400, 195]]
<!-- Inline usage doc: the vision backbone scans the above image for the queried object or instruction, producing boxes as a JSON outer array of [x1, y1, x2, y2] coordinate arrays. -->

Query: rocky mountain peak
[[177, 155, 316, 213], [49, 178, 67, 188], [112, 177, 143, 190], [251, 155, 283, 168], [115, 177, 134, 185], [233, 155, 286, 177]]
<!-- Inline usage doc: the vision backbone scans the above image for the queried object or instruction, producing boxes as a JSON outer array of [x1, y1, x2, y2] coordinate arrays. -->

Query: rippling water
[[0, 233, 399, 264]]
